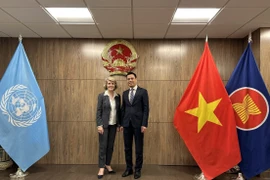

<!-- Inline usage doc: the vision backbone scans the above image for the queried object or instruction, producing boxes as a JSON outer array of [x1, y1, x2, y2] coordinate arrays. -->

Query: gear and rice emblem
[[0, 84, 41, 127]]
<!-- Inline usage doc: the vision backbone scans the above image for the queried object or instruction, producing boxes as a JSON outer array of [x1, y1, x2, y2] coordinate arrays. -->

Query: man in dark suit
[[120, 72, 149, 179]]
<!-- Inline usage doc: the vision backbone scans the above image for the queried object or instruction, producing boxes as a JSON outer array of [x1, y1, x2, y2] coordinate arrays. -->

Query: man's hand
[[141, 126, 147, 133]]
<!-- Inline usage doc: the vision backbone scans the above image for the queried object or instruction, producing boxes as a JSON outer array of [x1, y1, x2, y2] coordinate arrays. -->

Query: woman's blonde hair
[[103, 76, 118, 90]]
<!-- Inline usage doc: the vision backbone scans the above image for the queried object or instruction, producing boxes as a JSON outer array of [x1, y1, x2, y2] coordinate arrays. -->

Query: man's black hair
[[126, 72, 137, 78]]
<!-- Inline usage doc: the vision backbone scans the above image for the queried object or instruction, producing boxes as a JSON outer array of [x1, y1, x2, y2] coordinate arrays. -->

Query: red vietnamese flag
[[174, 42, 241, 179]]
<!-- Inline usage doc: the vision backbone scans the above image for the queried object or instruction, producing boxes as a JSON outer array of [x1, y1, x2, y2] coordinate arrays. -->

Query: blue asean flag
[[0, 41, 50, 171], [226, 43, 270, 179]]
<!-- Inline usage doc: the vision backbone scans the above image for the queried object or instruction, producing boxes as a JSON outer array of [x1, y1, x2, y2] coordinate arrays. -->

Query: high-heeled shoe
[[105, 166, 116, 174], [97, 168, 104, 179], [97, 174, 103, 179]]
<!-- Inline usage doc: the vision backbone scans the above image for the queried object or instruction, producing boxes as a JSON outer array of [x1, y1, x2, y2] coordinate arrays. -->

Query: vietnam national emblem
[[101, 40, 138, 75]]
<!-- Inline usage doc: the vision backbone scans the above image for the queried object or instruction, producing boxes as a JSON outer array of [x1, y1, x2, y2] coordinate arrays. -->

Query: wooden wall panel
[[44, 39, 61, 79], [142, 122, 195, 165], [0, 38, 17, 78], [38, 122, 99, 164], [57, 80, 105, 122], [58, 39, 82, 79], [39, 121, 124, 165], [260, 28, 270, 91], [143, 81, 189, 123], [24, 39, 47, 79], [0, 38, 245, 166], [128, 39, 242, 81], [251, 29, 261, 66], [145, 81, 169, 123], [180, 40, 204, 81], [38, 80, 59, 122], [158, 123, 196, 165], [80, 40, 109, 79], [126, 40, 147, 81], [166, 81, 189, 124], [209, 40, 243, 80], [134, 40, 182, 81], [143, 123, 163, 164]]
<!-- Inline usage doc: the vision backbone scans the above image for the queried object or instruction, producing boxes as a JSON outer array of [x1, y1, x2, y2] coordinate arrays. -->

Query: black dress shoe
[[122, 169, 133, 177], [97, 174, 103, 179], [134, 171, 141, 179]]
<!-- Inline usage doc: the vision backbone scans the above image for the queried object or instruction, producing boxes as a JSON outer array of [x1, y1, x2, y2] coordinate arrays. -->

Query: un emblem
[[0, 84, 41, 127]]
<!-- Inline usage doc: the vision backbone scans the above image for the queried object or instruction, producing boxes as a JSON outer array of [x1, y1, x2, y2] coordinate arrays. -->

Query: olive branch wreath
[[0, 84, 41, 127]]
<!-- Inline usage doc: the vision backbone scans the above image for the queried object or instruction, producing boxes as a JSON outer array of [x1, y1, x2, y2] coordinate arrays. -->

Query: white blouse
[[104, 90, 117, 125]]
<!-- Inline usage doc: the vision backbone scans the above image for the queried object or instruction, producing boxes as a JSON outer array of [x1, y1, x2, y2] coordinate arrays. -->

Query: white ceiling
[[0, 0, 269, 39]]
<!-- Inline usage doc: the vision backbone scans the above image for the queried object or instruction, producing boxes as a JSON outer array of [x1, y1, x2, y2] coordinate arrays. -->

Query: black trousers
[[98, 125, 117, 168], [123, 125, 144, 171]]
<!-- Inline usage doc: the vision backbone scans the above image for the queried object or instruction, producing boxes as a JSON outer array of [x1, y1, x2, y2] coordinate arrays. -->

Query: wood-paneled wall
[[0, 38, 244, 165], [260, 28, 270, 91]]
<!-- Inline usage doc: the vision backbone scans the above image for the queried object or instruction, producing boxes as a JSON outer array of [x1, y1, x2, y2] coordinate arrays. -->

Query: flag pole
[[9, 35, 29, 179], [248, 32, 252, 43], [18, 34, 23, 42], [194, 33, 207, 180], [193, 33, 208, 180]]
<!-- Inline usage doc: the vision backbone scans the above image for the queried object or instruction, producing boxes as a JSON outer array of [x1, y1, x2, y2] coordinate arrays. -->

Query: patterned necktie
[[130, 88, 134, 104]]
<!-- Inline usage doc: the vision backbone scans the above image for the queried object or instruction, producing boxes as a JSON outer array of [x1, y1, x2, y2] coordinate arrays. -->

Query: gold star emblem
[[115, 46, 123, 55], [185, 92, 222, 133]]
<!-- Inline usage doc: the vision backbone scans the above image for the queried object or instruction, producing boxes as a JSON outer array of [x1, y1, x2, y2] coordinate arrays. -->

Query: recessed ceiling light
[[172, 8, 220, 23], [45, 8, 94, 24]]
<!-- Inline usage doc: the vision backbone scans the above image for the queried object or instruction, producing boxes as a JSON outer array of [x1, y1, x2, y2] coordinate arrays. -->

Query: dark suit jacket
[[96, 92, 121, 128], [121, 86, 149, 128]]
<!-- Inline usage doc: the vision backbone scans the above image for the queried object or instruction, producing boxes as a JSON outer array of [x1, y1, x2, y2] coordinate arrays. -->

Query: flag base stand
[[9, 168, 29, 178], [193, 172, 206, 180]]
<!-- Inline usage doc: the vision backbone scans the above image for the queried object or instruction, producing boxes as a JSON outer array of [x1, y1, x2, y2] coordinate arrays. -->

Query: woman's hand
[[97, 126, 104, 134]]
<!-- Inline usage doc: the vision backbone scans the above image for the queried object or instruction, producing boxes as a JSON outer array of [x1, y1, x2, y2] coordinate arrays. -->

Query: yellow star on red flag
[[174, 42, 241, 179], [185, 92, 222, 133]]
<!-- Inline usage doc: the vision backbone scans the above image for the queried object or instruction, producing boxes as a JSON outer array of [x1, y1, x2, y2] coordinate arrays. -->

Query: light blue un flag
[[0, 41, 50, 171]]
